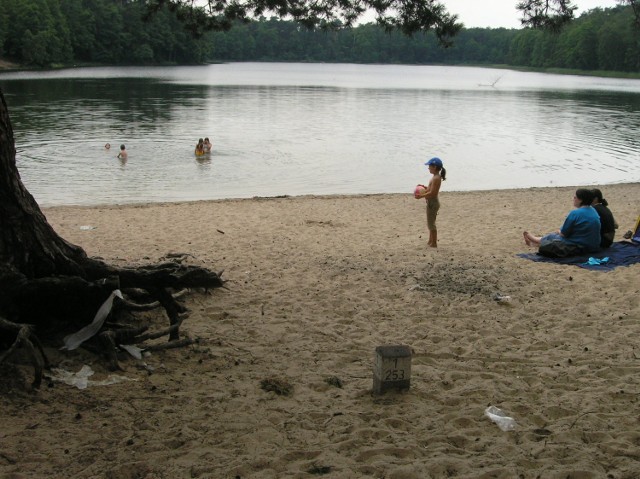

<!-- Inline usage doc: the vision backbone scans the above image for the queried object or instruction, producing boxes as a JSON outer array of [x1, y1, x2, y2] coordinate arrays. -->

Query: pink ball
[[414, 185, 426, 199]]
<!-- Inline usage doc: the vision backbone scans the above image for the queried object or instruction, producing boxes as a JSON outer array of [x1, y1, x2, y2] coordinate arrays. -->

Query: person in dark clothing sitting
[[591, 188, 617, 248]]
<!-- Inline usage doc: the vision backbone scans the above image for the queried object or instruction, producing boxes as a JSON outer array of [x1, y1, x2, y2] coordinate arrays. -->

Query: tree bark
[[0, 87, 92, 279]]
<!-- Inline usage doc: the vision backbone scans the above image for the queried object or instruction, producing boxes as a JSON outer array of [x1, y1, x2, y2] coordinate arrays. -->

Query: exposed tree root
[[0, 257, 225, 388], [0, 317, 49, 388], [118, 288, 190, 311], [145, 338, 196, 351]]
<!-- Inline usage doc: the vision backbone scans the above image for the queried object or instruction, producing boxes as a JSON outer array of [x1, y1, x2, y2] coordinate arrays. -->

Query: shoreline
[[3, 59, 640, 80], [36, 181, 639, 210]]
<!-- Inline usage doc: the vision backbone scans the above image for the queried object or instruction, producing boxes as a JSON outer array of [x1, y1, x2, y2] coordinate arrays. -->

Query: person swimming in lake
[[203, 137, 212, 153], [195, 138, 205, 156], [117, 144, 128, 160]]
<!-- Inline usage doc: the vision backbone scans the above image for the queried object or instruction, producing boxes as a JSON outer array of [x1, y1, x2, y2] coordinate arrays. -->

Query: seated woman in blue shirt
[[523, 189, 601, 258]]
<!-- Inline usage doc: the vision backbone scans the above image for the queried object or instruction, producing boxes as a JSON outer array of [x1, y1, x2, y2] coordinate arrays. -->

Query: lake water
[[1, 62, 639, 206]]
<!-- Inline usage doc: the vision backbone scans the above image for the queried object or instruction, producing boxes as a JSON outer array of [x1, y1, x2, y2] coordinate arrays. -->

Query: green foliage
[[3, 0, 73, 67], [147, 0, 463, 46], [193, 4, 640, 72], [510, 5, 640, 72], [0, 7, 7, 57], [516, 0, 578, 31], [205, 19, 518, 65], [1, 0, 210, 66], [0, 1, 638, 73]]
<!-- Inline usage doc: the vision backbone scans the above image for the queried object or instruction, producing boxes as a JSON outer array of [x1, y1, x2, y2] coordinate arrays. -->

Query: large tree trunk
[[0, 87, 224, 386], [0, 87, 93, 279]]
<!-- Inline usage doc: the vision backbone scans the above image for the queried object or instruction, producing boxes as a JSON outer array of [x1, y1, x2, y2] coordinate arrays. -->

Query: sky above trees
[[433, 0, 617, 29]]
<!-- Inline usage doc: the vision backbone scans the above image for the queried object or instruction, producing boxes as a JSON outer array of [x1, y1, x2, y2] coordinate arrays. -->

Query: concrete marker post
[[373, 345, 412, 395]]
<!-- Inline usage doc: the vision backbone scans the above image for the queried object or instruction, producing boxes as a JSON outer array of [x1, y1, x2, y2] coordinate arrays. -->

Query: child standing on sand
[[417, 157, 446, 248]]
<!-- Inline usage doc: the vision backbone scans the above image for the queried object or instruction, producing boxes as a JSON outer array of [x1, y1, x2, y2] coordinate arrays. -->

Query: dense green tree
[[193, 4, 638, 72], [560, 22, 598, 69], [506, 4, 640, 72], [254, 18, 281, 60], [60, 0, 98, 62], [526, 30, 545, 66], [3, 0, 72, 66], [0, 10, 6, 57], [1, 0, 215, 66], [146, 0, 463, 45], [598, 22, 630, 71], [1, 1, 639, 72], [150, 0, 639, 37]]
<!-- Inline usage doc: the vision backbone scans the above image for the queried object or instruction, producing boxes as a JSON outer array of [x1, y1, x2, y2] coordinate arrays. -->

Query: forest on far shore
[[1, 1, 639, 74]]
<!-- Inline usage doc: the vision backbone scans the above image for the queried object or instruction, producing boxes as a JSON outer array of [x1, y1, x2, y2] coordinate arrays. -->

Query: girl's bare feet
[[428, 231, 437, 248], [523, 231, 532, 246]]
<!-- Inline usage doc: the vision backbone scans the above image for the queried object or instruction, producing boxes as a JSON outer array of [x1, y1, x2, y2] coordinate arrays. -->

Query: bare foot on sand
[[523, 231, 541, 247]]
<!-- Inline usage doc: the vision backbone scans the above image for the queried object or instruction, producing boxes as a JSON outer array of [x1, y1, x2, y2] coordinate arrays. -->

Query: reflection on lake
[[1, 63, 639, 206]]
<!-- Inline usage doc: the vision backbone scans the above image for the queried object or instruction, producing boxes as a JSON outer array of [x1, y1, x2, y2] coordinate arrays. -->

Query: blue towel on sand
[[517, 241, 640, 271]]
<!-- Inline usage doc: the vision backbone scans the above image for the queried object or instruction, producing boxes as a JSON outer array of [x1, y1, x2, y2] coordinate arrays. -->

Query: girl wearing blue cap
[[417, 157, 447, 248]]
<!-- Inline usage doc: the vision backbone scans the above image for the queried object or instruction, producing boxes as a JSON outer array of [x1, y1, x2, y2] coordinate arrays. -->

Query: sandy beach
[[1, 183, 639, 478]]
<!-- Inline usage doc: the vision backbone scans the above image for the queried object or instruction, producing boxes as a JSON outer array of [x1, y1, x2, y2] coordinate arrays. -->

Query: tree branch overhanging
[[145, 0, 640, 46], [516, 0, 578, 31], [145, 0, 463, 45], [516, 0, 640, 32]]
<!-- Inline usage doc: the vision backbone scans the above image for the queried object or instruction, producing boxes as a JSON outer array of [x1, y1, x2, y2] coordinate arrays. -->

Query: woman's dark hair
[[575, 188, 595, 206], [435, 166, 447, 181], [591, 188, 608, 207]]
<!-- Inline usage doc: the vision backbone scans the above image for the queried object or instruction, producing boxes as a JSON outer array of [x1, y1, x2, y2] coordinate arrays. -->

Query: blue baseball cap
[[425, 157, 443, 167]]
